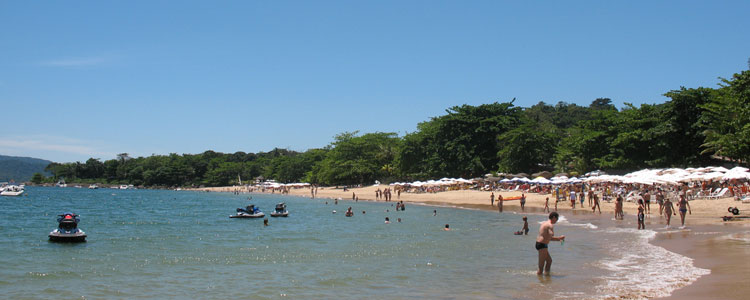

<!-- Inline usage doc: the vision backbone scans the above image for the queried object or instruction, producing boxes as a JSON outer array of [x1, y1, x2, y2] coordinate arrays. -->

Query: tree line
[[35, 67, 750, 187]]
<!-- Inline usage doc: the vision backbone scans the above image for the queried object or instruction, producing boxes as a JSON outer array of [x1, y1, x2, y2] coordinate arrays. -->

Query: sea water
[[0, 187, 707, 299]]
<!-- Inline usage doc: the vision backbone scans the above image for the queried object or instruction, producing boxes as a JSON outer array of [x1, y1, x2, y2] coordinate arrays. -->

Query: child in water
[[515, 216, 529, 235]]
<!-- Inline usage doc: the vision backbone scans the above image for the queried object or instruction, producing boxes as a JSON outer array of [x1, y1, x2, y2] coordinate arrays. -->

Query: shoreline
[[198, 185, 750, 299]]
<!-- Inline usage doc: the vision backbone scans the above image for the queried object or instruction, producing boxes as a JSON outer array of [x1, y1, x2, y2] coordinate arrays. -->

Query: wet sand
[[653, 223, 750, 300]]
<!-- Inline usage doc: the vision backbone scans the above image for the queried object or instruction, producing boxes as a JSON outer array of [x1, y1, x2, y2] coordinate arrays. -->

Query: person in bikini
[[535, 212, 565, 275], [592, 193, 601, 214], [677, 194, 691, 227]]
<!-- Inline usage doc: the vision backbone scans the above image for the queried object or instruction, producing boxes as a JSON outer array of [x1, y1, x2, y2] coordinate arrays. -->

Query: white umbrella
[[703, 172, 725, 180], [531, 177, 551, 184], [712, 166, 730, 173], [723, 172, 750, 180]]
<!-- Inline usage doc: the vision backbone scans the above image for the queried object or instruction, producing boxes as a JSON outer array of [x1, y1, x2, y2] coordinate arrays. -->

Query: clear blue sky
[[1, 1, 748, 163]]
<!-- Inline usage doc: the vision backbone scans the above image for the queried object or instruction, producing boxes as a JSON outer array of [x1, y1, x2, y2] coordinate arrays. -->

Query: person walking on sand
[[543, 197, 550, 213], [490, 192, 495, 207], [536, 212, 565, 275], [592, 193, 601, 214], [570, 190, 576, 209], [656, 189, 665, 216], [677, 195, 691, 227], [663, 197, 676, 228]]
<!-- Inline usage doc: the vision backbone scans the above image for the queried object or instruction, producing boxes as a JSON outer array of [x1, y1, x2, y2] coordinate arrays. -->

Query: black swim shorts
[[535, 242, 548, 250]]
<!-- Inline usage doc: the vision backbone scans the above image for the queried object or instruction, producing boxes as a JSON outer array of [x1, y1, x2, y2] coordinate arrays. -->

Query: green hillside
[[0, 155, 52, 182]]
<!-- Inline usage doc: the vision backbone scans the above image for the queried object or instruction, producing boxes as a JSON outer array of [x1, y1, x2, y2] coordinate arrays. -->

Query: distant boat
[[88, 184, 99, 189], [56, 180, 67, 188], [1, 185, 24, 196]]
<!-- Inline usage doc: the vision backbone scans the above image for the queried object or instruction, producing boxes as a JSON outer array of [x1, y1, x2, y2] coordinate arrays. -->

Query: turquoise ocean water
[[0, 187, 707, 299]]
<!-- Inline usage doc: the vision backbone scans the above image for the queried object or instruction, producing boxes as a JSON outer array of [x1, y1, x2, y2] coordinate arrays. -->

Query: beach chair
[[700, 188, 719, 199], [707, 188, 728, 200]]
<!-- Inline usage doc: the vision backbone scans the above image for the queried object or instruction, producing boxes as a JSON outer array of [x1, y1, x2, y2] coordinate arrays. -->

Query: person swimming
[[385, 217, 390, 224], [444, 224, 450, 231]]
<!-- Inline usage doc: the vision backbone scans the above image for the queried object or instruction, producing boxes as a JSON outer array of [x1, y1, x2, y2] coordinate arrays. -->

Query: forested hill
[[0, 155, 52, 182]]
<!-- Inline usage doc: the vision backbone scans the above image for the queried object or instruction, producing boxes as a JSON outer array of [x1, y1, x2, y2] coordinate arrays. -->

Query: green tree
[[497, 120, 557, 173], [701, 69, 750, 164], [30, 172, 45, 184]]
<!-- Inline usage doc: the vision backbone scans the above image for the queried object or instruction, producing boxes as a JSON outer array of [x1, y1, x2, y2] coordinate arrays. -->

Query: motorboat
[[49, 213, 87, 242], [1, 185, 24, 196], [88, 184, 99, 189], [230, 204, 265, 218], [270, 203, 289, 217]]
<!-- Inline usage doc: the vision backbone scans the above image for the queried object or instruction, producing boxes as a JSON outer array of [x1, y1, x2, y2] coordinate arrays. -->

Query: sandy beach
[[200, 184, 750, 226], [197, 184, 750, 299]]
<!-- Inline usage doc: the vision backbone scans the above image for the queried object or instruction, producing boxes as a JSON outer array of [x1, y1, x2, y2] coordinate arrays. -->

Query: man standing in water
[[536, 212, 565, 275]]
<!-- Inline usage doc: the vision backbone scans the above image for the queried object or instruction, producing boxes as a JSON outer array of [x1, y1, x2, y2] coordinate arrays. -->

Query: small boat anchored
[[1, 185, 24, 196], [49, 213, 87, 242], [270, 202, 289, 217], [230, 204, 265, 218]]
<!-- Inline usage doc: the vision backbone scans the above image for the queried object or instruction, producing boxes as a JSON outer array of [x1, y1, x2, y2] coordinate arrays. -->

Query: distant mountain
[[0, 155, 53, 182]]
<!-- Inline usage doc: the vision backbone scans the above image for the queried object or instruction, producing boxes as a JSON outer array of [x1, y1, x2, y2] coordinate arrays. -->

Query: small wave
[[544, 215, 599, 229], [720, 231, 750, 244], [594, 228, 709, 299]]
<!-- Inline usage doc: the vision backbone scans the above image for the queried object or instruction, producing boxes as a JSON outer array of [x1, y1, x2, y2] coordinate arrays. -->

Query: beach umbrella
[[723, 172, 750, 180], [531, 177, 552, 184], [711, 166, 730, 173], [703, 172, 725, 180], [532, 171, 554, 179], [584, 170, 606, 177], [728, 166, 749, 173], [500, 178, 512, 183]]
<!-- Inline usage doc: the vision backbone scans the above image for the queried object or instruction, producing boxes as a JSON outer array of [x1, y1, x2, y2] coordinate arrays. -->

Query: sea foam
[[594, 228, 710, 299]]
